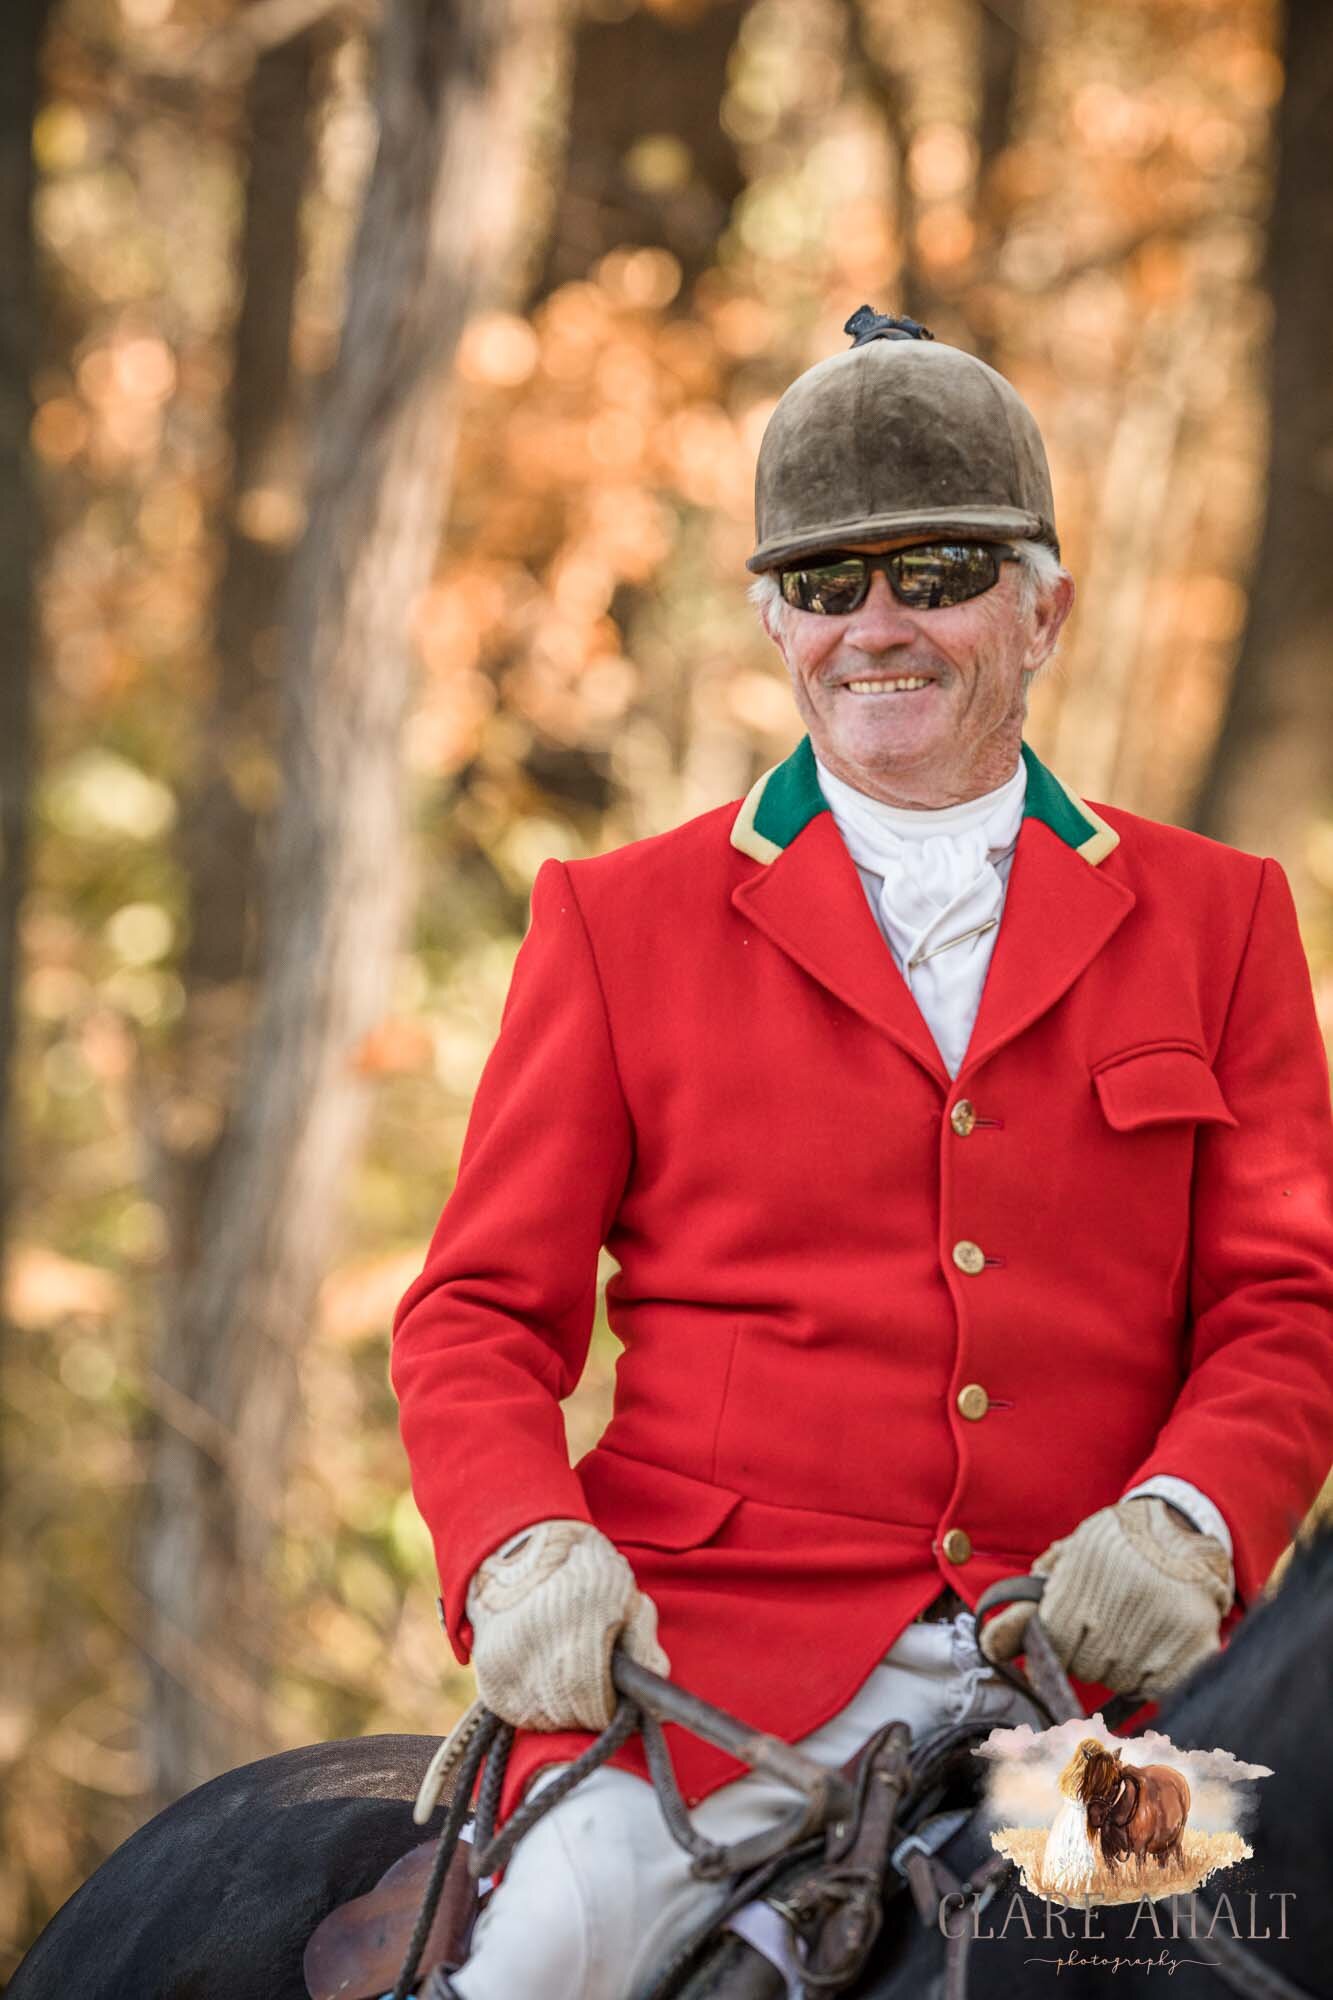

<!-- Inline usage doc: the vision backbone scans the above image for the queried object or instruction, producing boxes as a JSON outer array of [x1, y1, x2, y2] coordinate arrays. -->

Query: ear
[[1024, 569, 1075, 674]]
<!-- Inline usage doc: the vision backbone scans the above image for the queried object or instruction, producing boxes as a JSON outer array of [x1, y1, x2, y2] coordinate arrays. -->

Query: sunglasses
[[778, 541, 1019, 617]]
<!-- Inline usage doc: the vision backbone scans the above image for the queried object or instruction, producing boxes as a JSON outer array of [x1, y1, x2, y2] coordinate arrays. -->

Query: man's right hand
[[466, 1519, 670, 1732]]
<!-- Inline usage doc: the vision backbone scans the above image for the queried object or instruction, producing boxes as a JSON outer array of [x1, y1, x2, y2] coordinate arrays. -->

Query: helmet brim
[[747, 505, 1057, 573]]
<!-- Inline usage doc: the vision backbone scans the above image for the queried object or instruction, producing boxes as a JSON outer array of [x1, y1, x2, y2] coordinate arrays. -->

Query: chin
[[837, 721, 940, 774]]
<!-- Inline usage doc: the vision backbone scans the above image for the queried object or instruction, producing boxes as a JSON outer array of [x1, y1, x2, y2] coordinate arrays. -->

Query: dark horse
[[11, 1527, 1333, 2000], [1061, 1736, 1191, 1872]]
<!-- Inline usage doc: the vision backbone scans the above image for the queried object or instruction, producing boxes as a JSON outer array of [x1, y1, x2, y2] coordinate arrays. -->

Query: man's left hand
[[978, 1496, 1234, 1698]]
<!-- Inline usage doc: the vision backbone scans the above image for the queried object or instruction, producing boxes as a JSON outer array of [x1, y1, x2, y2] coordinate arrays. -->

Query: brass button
[[941, 1527, 973, 1565], [952, 1239, 986, 1275], [950, 1099, 976, 1137], [956, 1382, 990, 1422]]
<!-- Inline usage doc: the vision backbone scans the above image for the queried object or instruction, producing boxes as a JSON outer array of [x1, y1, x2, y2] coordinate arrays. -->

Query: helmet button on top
[[844, 304, 935, 346]]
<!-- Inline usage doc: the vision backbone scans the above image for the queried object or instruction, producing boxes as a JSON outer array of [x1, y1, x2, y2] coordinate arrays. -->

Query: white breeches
[[452, 1611, 1044, 2000]]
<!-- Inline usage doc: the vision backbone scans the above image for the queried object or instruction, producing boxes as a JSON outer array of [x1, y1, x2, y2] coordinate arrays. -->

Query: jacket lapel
[[729, 736, 1135, 1084], [732, 796, 950, 1083], [958, 812, 1134, 1079]]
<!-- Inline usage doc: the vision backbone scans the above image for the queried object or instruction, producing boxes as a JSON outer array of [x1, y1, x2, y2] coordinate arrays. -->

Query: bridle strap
[[901, 1849, 1010, 2000]]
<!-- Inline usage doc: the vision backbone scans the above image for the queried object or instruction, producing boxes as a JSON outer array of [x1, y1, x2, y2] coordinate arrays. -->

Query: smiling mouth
[[839, 675, 934, 694]]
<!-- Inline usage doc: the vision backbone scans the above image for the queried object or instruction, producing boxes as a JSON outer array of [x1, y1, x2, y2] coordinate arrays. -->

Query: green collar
[[731, 737, 1119, 867]]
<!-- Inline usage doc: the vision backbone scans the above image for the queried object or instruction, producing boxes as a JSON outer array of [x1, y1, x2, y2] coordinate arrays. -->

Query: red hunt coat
[[391, 736, 1333, 1816]]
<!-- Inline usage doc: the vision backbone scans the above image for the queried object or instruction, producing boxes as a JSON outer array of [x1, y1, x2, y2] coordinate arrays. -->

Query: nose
[[843, 566, 918, 646]]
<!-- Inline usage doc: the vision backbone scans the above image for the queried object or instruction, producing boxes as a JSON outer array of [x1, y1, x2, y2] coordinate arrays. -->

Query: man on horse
[[391, 310, 1333, 1999]]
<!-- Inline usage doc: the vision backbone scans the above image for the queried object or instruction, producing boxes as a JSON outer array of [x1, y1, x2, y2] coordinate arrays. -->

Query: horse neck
[[1151, 1608, 1331, 1991]]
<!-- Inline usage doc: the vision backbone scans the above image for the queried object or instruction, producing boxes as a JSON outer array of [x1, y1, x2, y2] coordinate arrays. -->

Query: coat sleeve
[[390, 856, 633, 1659], [1121, 857, 1333, 1605]]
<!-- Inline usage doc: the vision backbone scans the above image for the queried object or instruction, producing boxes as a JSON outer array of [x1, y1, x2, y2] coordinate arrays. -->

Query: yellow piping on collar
[[1045, 766, 1120, 865], [730, 765, 785, 865]]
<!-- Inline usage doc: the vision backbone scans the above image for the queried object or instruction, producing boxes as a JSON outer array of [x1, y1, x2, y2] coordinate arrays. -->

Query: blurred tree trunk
[[533, 0, 745, 304], [1192, 0, 1333, 911], [136, 21, 323, 1793], [138, 0, 520, 1803], [972, 0, 1026, 360], [852, 0, 1022, 350], [0, 0, 54, 1498], [516, 0, 745, 820], [977, 0, 1024, 177], [165, 25, 321, 1278]]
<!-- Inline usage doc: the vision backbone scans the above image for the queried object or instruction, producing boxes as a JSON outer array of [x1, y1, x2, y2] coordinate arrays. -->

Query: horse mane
[[1084, 1748, 1123, 1805], [1057, 1736, 1118, 1802]]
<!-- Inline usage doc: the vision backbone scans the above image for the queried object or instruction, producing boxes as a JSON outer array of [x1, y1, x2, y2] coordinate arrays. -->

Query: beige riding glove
[[466, 1518, 669, 1732], [978, 1496, 1234, 1699]]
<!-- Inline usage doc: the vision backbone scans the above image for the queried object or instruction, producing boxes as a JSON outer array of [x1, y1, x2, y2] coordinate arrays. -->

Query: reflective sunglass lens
[[889, 543, 1000, 608], [780, 558, 867, 615]]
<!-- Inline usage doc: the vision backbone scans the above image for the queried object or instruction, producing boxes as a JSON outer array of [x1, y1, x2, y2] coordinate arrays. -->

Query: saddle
[[304, 1713, 994, 2000], [304, 1836, 477, 2000]]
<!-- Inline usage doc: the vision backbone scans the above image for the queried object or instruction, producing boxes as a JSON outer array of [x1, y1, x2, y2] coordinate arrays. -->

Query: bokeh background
[[3, 0, 1330, 1970]]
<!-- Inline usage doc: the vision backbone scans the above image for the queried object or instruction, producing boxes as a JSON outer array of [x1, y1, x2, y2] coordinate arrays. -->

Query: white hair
[[747, 538, 1068, 691]]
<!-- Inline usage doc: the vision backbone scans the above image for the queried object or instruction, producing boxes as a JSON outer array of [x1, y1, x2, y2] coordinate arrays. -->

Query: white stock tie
[[814, 755, 1028, 1077]]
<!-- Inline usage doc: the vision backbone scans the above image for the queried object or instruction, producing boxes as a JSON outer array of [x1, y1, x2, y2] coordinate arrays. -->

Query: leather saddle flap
[[304, 1837, 474, 2000]]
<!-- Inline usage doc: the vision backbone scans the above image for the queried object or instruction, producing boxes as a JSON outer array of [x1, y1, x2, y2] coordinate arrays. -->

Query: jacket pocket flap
[[577, 1447, 742, 1550], [1093, 1047, 1237, 1132]]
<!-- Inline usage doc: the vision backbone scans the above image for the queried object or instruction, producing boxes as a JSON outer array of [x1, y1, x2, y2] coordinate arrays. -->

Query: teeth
[[844, 676, 932, 693]]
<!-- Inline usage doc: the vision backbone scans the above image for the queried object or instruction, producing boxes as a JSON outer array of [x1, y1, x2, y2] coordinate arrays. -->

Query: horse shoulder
[[1109, 1770, 1141, 1827], [1144, 1765, 1190, 1811]]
